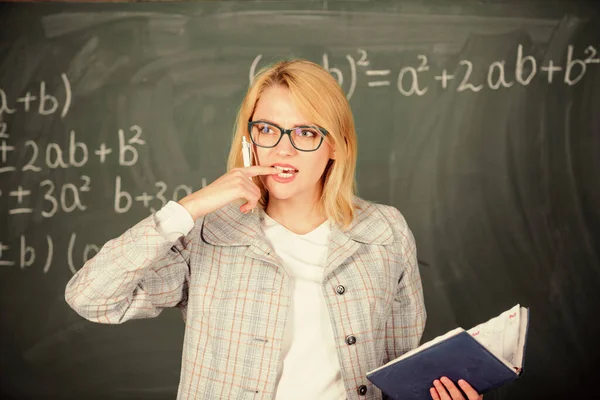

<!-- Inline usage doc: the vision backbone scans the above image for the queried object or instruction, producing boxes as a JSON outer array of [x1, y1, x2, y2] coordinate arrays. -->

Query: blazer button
[[357, 385, 367, 395], [345, 335, 356, 345], [335, 285, 346, 295]]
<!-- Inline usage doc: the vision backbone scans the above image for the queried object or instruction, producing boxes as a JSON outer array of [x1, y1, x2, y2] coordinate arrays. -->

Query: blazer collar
[[201, 197, 394, 247]]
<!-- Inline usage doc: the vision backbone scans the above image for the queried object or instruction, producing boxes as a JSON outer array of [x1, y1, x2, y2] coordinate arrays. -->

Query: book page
[[466, 304, 522, 367], [514, 308, 529, 371], [367, 304, 529, 376]]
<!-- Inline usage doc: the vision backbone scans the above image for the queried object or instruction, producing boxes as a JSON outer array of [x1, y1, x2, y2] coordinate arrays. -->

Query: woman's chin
[[266, 186, 296, 201], [265, 177, 320, 203], [265, 179, 301, 200]]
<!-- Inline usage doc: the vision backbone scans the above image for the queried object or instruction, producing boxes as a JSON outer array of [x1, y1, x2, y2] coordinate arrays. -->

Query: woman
[[65, 59, 482, 400]]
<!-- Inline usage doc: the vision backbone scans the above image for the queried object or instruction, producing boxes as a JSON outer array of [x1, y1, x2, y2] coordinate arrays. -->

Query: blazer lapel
[[201, 197, 394, 274], [245, 228, 285, 268], [201, 201, 284, 267], [323, 223, 361, 278], [323, 198, 395, 277]]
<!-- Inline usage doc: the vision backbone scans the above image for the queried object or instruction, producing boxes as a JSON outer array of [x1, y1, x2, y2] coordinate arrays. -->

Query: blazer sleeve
[[65, 202, 198, 324], [384, 208, 427, 363]]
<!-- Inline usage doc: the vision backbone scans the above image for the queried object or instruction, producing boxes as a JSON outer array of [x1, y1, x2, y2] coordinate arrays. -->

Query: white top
[[261, 213, 345, 400], [155, 202, 345, 399]]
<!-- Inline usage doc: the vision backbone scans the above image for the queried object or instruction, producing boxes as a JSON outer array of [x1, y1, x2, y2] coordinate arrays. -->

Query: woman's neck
[[265, 197, 327, 235]]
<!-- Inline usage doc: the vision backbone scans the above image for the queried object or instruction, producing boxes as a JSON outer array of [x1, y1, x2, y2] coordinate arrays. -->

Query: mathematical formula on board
[[0, 127, 202, 274], [0, 122, 200, 218], [0, 124, 203, 273], [0, 95, 202, 273], [250, 45, 600, 100], [0, 233, 99, 276], [1, 43, 598, 275]]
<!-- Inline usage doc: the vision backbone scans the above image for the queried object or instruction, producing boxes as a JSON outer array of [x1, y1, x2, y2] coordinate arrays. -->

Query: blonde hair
[[226, 59, 358, 228]]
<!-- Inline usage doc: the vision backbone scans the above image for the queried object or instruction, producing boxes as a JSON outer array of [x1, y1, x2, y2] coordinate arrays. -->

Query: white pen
[[242, 136, 252, 168], [241, 136, 254, 213]]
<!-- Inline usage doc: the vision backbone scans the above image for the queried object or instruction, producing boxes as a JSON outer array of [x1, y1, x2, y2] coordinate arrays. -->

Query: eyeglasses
[[248, 120, 329, 152]]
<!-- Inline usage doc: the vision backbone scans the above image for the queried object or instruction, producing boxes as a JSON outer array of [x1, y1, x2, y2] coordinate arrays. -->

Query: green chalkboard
[[0, 1, 599, 399]]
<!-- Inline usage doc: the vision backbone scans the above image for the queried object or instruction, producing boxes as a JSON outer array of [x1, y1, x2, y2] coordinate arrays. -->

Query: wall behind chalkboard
[[0, 1, 598, 399]]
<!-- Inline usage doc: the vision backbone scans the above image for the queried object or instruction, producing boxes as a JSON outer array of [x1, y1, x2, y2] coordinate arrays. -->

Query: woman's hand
[[178, 166, 279, 220], [430, 377, 483, 400]]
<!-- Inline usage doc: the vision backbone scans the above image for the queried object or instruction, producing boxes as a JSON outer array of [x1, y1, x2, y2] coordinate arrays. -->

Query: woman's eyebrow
[[253, 118, 314, 127]]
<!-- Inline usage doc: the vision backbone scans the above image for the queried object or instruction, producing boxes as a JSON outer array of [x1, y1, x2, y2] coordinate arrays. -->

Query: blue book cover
[[367, 305, 530, 400]]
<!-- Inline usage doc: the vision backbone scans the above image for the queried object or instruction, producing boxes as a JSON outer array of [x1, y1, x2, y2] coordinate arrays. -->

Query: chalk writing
[[250, 45, 599, 99], [5, 176, 91, 218], [250, 52, 359, 100], [118, 125, 145, 167], [0, 234, 96, 275], [0, 242, 14, 266], [3, 43, 598, 284], [1, 124, 145, 174], [114, 177, 195, 214], [0, 73, 72, 117]]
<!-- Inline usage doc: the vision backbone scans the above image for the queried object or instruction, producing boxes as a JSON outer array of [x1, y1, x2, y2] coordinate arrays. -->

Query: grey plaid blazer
[[65, 197, 427, 399]]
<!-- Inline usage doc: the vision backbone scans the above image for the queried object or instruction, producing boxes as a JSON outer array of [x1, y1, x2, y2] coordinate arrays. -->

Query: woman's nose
[[275, 132, 297, 155]]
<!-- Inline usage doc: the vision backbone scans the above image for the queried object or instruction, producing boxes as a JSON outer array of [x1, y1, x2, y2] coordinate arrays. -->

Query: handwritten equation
[[0, 122, 146, 175], [250, 44, 599, 100], [0, 71, 209, 276], [3, 42, 598, 275], [0, 233, 98, 275], [0, 73, 72, 118], [0, 121, 188, 217]]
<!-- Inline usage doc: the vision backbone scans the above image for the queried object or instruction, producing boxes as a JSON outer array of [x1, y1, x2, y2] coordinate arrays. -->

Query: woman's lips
[[270, 170, 297, 183]]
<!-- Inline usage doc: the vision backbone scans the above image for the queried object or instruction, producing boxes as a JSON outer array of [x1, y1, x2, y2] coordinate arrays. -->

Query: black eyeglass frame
[[247, 120, 329, 152]]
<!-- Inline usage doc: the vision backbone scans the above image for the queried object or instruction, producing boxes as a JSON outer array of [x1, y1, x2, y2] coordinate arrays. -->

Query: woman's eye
[[260, 125, 273, 134], [297, 129, 316, 137]]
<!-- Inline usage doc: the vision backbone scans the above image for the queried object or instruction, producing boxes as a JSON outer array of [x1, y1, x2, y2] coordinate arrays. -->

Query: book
[[367, 304, 530, 400]]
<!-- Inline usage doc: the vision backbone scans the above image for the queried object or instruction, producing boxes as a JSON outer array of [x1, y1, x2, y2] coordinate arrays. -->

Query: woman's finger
[[239, 188, 261, 212], [430, 386, 441, 400], [232, 173, 259, 196], [241, 166, 281, 177], [432, 379, 452, 400], [236, 176, 263, 211], [439, 377, 465, 400], [457, 379, 483, 400], [239, 175, 261, 198]]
